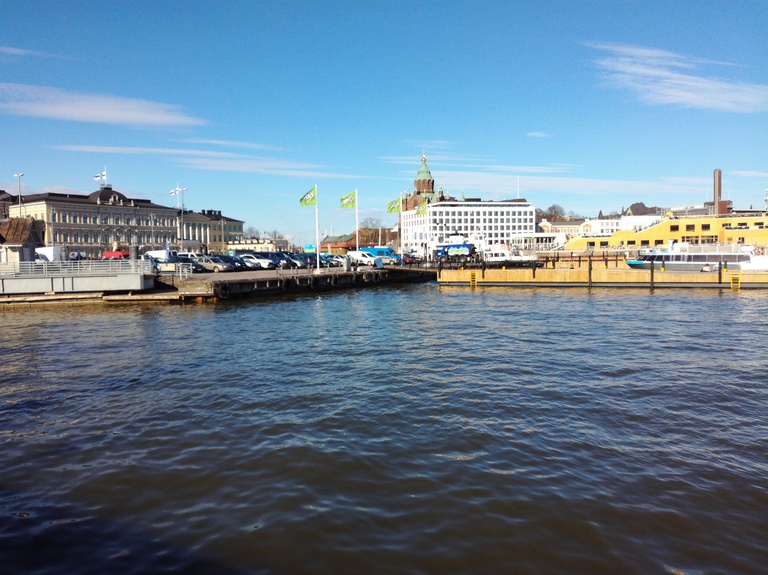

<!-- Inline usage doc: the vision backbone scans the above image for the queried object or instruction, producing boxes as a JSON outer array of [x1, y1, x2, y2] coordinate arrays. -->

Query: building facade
[[8, 185, 177, 258], [5, 185, 245, 258], [398, 155, 542, 257]]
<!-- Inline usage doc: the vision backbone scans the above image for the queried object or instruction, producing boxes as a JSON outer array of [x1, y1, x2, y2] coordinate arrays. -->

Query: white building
[[397, 155, 552, 258], [401, 198, 540, 257]]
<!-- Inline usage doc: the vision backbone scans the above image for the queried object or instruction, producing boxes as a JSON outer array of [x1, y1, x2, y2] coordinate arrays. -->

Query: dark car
[[175, 255, 205, 273], [217, 254, 248, 271]]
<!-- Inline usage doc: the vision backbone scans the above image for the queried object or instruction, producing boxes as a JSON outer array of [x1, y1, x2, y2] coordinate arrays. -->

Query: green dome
[[415, 154, 432, 181]]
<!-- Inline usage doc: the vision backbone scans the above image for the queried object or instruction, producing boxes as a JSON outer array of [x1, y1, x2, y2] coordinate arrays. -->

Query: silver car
[[193, 256, 234, 272]]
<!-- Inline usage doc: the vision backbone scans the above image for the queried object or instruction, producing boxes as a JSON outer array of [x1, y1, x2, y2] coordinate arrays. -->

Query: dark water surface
[[1, 285, 766, 574]]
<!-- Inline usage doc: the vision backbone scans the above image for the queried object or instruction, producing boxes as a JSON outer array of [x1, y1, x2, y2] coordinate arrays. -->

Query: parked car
[[274, 252, 302, 268], [240, 253, 276, 269], [174, 255, 205, 273], [217, 254, 248, 271], [257, 252, 296, 268], [193, 256, 234, 272]]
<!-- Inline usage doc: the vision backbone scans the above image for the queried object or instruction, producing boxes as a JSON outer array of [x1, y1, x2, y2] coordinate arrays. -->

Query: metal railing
[[0, 259, 156, 278]]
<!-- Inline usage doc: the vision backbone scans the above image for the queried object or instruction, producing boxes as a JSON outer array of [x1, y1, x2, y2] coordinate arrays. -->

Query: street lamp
[[13, 172, 23, 217], [171, 185, 188, 251]]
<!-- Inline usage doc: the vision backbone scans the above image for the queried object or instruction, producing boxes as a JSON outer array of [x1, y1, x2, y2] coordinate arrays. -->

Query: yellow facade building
[[562, 213, 768, 252]]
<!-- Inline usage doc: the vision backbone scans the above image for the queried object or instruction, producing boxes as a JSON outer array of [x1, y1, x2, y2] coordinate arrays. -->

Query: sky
[[1, 0, 767, 247]]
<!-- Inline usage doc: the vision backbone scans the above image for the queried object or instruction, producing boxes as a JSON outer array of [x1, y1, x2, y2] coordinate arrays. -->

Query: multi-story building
[[8, 184, 178, 258], [398, 155, 544, 257], [5, 184, 244, 257]]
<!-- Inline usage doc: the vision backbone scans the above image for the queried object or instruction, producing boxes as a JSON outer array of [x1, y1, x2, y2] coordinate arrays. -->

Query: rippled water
[[1, 285, 766, 574]]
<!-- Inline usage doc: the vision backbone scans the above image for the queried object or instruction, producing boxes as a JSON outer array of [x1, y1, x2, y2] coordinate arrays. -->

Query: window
[[686, 224, 695, 231], [670, 225, 679, 232], [702, 224, 710, 231]]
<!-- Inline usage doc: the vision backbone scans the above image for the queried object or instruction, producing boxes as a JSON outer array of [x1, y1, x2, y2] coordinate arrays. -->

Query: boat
[[483, 246, 538, 266], [625, 242, 768, 271]]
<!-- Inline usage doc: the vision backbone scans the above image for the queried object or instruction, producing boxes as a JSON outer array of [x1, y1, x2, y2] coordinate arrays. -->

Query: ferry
[[625, 242, 768, 271]]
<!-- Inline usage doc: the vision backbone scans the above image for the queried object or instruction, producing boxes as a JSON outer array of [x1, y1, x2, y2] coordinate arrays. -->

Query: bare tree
[[243, 226, 260, 239], [266, 229, 284, 240], [358, 217, 384, 245], [536, 204, 566, 222]]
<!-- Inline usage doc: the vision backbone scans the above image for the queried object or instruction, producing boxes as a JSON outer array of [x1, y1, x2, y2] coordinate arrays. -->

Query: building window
[[702, 224, 710, 231], [686, 224, 695, 231], [670, 225, 679, 232]]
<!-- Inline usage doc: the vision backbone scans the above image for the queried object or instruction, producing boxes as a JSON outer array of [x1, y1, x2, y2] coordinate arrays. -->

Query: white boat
[[483, 246, 538, 266], [625, 242, 768, 271]]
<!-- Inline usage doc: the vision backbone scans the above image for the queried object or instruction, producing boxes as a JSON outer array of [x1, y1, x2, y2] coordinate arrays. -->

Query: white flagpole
[[355, 188, 359, 251], [314, 184, 320, 273], [104, 166, 108, 186], [399, 189, 403, 261]]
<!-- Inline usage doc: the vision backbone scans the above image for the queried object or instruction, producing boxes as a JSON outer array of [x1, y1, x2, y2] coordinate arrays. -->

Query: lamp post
[[13, 172, 23, 217], [172, 185, 188, 251], [51, 207, 56, 247]]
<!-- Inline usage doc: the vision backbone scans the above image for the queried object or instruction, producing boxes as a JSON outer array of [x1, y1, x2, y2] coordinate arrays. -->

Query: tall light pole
[[171, 185, 188, 251], [13, 173, 23, 217]]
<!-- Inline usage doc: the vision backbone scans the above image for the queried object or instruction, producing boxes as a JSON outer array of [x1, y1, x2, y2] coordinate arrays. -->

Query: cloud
[[0, 83, 207, 126], [54, 144, 357, 179], [526, 131, 551, 138], [0, 45, 74, 60], [176, 138, 283, 151], [587, 42, 768, 113], [435, 169, 708, 203], [730, 170, 768, 179], [0, 46, 44, 57], [55, 144, 244, 158]]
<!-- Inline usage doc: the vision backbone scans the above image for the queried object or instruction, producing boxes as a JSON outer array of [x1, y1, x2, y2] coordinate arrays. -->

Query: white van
[[347, 251, 382, 267]]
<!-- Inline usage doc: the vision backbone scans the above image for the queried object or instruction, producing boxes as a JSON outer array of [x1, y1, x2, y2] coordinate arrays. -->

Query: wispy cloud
[[54, 144, 357, 179], [438, 170, 707, 202], [526, 131, 551, 138], [176, 138, 283, 151], [0, 83, 207, 126], [587, 42, 768, 113], [730, 170, 768, 179], [0, 46, 45, 57], [55, 144, 244, 158]]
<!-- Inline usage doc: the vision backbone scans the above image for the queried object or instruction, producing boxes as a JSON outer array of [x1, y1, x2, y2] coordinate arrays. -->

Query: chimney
[[714, 169, 722, 215]]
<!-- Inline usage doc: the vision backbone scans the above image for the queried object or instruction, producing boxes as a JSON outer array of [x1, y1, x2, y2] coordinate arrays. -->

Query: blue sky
[[2, 0, 766, 246]]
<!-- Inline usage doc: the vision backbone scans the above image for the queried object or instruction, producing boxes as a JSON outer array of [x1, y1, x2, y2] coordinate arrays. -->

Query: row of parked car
[[143, 251, 360, 273]]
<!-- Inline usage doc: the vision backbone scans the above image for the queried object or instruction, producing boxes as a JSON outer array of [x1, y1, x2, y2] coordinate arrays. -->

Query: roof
[[0, 217, 35, 245], [321, 234, 355, 243], [415, 154, 433, 181]]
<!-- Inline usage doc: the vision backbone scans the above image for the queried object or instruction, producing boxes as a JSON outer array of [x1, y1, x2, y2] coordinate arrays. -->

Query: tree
[[358, 217, 384, 245], [243, 226, 260, 239], [266, 229, 284, 240]]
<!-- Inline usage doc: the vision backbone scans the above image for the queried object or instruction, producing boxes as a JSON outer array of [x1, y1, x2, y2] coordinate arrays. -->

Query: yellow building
[[562, 213, 768, 251]]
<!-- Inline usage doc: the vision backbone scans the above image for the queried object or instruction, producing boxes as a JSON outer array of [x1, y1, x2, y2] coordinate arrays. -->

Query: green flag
[[387, 198, 401, 213], [416, 202, 427, 215], [341, 190, 356, 208], [300, 185, 317, 207]]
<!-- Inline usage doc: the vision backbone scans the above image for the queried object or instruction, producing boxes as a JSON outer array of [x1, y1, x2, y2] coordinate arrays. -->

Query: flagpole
[[104, 166, 107, 186], [399, 189, 403, 262], [355, 188, 359, 251], [314, 184, 320, 273]]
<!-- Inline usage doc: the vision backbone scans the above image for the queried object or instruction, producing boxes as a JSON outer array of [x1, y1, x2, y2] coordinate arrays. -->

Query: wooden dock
[[172, 266, 436, 302], [437, 264, 768, 290]]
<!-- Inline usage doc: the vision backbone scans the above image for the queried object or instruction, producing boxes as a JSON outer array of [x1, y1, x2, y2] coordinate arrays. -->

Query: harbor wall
[[437, 267, 768, 288]]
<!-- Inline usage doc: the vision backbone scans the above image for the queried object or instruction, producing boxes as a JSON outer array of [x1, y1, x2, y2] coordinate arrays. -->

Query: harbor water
[[1, 285, 766, 574]]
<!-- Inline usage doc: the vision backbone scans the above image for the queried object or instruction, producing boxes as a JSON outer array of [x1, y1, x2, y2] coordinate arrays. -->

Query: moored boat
[[625, 242, 768, 271]]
